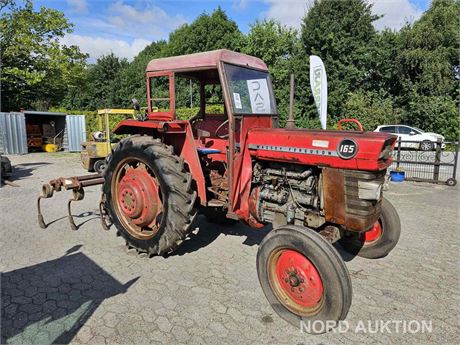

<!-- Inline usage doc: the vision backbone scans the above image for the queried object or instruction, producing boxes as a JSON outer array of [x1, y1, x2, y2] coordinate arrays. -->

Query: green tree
[[343, 90, 402, 131], [63, 53, 129, 110], [0, 0, 87, 111], [396, 0, 460, 139], [86, 53, 128, 109], [364, 29, 402, 96], [118, 40, 168, 108], [166, 7, 244, 56], [243, 19, 299, 126]]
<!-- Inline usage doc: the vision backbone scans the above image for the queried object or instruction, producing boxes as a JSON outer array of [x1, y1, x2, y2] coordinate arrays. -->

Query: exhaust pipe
[[286, 73, 296, 129]]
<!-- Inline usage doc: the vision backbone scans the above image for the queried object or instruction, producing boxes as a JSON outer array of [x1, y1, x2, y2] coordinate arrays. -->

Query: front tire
[[103, 136, 197, 256], [257, 225, 352, 333], [93, 159, 107, 174], [339, 197, 400, 259]]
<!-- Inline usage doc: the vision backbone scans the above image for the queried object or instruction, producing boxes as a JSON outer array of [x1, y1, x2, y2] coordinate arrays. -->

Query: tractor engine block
[[249, 162, 324, 228]]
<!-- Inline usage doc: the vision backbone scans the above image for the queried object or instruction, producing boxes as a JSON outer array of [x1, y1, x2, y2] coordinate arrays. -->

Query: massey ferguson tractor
[[38, 49, 401, 333]]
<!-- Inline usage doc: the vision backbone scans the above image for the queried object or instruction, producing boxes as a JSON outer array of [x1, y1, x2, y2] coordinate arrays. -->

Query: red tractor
[[40, 50, 401, 333]]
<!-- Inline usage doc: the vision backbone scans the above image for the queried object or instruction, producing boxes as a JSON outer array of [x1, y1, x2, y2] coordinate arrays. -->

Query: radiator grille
[[344, 170, 386, 217]]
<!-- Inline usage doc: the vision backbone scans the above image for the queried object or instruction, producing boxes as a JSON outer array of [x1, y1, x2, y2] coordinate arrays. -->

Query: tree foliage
[[166, 7, 243, 56], [2, 1, 459, 139], [0, 0, 87, 111], [299, 0, 378, 124], [243, 19, 299, 126]]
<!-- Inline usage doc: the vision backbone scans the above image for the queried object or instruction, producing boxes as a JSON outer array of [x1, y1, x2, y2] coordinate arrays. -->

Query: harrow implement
[[37, 173, 110, 231]]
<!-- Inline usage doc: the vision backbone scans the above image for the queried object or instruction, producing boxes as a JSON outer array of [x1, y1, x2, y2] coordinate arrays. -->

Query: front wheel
[[93, 159, 107, 174], [257, 225, 352, 333], [339, 197, 400, 259]]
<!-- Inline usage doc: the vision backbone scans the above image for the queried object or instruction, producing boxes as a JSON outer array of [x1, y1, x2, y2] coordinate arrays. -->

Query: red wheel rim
[[359, 221, 382, 244], [112, 159, 163, 240], [268, 249, 324, 315]]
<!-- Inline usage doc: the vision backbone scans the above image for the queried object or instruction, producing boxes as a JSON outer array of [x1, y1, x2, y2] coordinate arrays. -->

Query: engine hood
[[425, 132, 444, 140], [246, 128, 397, 171]]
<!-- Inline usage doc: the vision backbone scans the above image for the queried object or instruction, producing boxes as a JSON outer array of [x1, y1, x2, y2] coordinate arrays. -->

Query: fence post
[[452, 140, 460, 180], [396, 137, 402, 169], [433, 138, 442, 182]]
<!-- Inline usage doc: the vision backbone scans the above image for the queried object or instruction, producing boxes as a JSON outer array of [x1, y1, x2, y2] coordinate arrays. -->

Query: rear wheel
[[420, 140, 433, 151], [339, 197, 400, 259], [103, 136, 197, 256], [257, 225, 352, 333]]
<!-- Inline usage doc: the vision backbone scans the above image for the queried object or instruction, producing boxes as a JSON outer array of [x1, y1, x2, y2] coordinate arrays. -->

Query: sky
[[34, 0, 431, 61]]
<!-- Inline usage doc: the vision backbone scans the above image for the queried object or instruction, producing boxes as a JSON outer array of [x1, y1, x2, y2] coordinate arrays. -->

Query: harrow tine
[[67, 187, 85, 231], [37, 196, 47, 229], [37, 183, 54, 229], [99, 193, 112, 231]]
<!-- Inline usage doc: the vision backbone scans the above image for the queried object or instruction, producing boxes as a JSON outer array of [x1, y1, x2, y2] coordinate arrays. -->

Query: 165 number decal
[[337, 139, 358, 159]]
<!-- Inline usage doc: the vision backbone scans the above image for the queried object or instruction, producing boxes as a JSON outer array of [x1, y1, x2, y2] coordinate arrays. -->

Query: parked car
[[374, 125, 445, 151]]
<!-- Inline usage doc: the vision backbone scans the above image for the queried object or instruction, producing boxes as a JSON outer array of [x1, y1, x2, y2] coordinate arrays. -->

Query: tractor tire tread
[[104, 135, 197, 256]]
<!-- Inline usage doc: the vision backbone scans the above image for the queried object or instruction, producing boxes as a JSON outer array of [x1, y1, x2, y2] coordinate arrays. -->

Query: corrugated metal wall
[[66, 115, 86, 152], [0, 112, 28, 154]]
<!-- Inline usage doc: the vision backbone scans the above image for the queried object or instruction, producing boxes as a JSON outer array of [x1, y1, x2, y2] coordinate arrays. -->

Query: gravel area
[[1, 152, 459, 345]]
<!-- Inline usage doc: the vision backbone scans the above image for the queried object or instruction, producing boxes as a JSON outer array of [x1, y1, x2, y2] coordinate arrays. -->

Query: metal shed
[[0, 111, 86, 154], [0, 112, 28, 154]]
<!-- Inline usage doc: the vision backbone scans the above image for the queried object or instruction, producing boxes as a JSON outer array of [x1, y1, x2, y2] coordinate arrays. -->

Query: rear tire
[[339, 197, 400, 259], [257, 225, 352, 333], [103, 136, 197, 256], [446, 178, 457, 187]]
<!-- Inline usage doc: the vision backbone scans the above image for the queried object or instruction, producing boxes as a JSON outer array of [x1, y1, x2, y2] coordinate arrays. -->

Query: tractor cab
[[144, 50, 276, 161]]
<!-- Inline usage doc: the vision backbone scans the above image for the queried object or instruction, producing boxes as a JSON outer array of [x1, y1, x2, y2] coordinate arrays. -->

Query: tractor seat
[[197, 148, 221, 155]]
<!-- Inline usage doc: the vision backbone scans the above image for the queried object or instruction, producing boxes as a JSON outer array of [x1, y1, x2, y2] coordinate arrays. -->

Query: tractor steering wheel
[[214, 119, 230, 139]]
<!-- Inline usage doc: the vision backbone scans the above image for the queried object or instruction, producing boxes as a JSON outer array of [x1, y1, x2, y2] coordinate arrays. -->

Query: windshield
[[413, 126, 425, 133], [223, 63, 277, 115]]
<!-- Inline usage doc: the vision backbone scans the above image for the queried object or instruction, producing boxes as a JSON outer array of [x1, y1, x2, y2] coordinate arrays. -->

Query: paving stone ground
[[1, 153, 459, 345]]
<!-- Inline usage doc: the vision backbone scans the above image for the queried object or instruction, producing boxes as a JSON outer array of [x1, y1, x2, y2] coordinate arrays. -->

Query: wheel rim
[[267, 249, 324, 316], [112, 158, 163, 240], [421, 142, 431, 151], [359, 221, 382, 244]]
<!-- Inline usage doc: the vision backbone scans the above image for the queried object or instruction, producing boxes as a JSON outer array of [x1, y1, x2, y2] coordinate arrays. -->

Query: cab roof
[[146, 49, 268, 72]]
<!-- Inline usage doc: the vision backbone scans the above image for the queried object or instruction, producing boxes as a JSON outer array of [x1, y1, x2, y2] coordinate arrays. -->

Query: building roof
[[146, 49, 268, 72], [23, 110, 67, 116]]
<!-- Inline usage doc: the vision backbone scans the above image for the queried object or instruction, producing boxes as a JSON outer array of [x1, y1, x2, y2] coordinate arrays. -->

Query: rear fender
[[113, 120, 207, 205]]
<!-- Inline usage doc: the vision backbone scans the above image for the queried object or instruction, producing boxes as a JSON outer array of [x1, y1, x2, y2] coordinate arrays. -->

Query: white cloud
[[66, 0, 87, 14], [263, 0, 424, 30], [233, 0, 249, 10], [371, 0, 423, 30], [61, 34, 150, 61], [60, 1, 188, 60], [263, 0, 313, 28], [107, 1, 187, 38]]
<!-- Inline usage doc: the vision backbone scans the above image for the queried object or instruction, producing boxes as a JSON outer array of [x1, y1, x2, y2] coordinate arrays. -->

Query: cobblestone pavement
[[1, 153, 459, 345]]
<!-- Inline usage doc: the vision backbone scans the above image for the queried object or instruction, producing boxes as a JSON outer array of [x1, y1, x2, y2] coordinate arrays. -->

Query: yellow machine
[[80, 109, 135, 173]]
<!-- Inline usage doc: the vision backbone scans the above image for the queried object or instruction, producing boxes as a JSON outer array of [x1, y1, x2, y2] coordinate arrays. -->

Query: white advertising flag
[[309, 55, 328, 129]]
